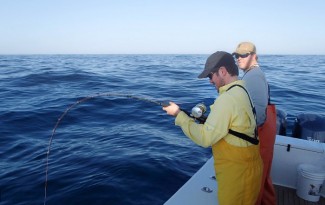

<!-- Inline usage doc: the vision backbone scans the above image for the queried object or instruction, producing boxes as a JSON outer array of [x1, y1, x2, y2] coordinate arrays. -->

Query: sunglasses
[[208, 72, 214, 80], [234, 53, 251, 59]]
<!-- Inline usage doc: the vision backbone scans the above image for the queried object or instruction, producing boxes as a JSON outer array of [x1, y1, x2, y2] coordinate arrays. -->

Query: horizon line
[[1, 53, 324, 56]]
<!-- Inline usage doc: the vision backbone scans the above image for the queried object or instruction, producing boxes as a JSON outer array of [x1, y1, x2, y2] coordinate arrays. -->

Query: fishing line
[[43, 92, 168, 205]]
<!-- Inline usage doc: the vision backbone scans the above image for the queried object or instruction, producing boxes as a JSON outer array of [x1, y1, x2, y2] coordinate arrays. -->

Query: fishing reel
[[190, 103, 207, 124], [162, 101, 208, 124]]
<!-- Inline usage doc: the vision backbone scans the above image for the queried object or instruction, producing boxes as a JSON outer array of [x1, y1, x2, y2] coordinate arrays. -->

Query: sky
[[1, 0, 325, 55]]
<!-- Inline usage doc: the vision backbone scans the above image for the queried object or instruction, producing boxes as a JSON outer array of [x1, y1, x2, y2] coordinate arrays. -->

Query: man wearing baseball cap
[[163, 51, 262, 205], [233, 42, 277, 205]]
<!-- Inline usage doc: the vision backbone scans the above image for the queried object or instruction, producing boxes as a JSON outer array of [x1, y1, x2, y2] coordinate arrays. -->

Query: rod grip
[[160, 101, 170, 107]]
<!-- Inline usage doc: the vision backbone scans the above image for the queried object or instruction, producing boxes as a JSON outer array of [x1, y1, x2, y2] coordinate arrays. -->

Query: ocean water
[[1, 54, 324, 205]]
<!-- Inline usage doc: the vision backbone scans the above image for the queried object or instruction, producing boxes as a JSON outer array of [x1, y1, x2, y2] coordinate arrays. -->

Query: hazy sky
[[1, 0, 324, 55]]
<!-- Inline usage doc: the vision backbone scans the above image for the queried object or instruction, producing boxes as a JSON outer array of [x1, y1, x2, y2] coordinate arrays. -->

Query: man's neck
[[226, 75, 238, 84], [244, 62, 259, 73]]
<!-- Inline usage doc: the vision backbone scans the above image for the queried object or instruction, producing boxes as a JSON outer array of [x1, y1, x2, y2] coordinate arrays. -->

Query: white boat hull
[[164, 135, 325, 205]]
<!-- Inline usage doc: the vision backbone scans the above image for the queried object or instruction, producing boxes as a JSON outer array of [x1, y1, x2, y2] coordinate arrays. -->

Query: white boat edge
[[164, 135, 325, 205]]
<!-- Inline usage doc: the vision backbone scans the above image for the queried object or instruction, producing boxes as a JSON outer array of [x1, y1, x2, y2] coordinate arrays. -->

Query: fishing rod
[[43, 92, 207, 205]]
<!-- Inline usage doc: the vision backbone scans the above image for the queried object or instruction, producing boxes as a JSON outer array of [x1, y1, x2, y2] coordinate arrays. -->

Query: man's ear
[[218, 66, 227, 76]]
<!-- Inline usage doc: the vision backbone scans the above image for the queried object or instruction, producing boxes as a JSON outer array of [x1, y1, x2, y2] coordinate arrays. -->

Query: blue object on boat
[[292, 113, 325, 143]]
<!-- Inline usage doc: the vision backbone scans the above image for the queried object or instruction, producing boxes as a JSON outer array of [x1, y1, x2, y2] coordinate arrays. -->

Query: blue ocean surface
[[1, 54, 325, 205]]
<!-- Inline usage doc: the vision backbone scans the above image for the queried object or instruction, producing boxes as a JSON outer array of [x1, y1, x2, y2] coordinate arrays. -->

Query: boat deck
[[164, 140, 325, 205], [275, 185, 325, 205]]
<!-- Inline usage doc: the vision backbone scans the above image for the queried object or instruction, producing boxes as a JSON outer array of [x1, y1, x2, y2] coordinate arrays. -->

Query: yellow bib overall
[[212, 139, 263, 205]]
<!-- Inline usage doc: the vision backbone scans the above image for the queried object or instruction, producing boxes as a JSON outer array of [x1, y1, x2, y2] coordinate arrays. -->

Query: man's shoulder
[[221, 81, 248, 100], [243, 68, 267, 83], [245, 66, 265, 77]]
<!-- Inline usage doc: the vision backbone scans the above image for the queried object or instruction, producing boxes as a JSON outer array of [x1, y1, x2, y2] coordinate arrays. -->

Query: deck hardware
[[210, 176, 216, 180], [201, 187, 213, 193], [287, 144, 291, 152]]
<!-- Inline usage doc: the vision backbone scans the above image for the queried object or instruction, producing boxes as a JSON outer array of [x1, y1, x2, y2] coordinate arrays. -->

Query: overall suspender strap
[[228, 129, 259, 145], [227, 84, 256, 115], [226, 84, 259, 145]]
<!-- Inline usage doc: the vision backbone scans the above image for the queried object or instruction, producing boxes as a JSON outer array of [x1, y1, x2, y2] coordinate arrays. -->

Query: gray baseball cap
[[198, 51, 236, 78]]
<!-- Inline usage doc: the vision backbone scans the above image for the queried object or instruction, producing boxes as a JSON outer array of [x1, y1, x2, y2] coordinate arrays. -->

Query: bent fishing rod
[[44, 92, 207, 205]]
